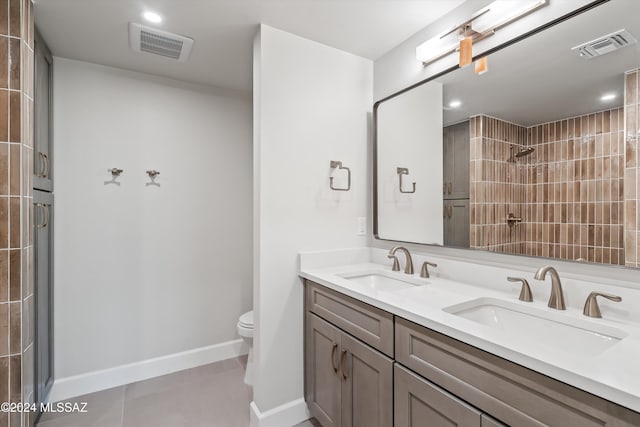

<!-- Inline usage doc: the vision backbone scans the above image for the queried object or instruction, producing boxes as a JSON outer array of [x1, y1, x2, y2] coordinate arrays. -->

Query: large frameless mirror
[[374, 0, 640, 269]]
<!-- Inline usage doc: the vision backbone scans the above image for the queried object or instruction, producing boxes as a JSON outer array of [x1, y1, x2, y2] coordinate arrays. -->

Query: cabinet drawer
[[395, 363, 481, 427], [481, 415, 506, 427], [305, 280, 394, 357], [396, 317, 640, 427]]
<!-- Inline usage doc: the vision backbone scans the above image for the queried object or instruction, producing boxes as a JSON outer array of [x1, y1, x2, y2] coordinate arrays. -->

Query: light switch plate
[[357, 217, 366, 236]]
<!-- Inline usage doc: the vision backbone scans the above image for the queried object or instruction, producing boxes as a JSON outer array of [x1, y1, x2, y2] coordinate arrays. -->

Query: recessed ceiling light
[[143, 11, 162, 23], [449, 100, 462, 108], [601, 93, 616, 101]]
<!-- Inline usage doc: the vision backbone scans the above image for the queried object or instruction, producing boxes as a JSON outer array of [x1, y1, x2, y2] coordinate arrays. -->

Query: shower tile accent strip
[[470, 106, 627, 265], [0, 0, 35, 426], [624, 69, 639, 268]]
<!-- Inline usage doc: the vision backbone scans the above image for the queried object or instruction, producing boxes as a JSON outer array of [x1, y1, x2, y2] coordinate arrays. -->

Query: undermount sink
[[444, 298, 627, 356], [339, 271, 423, 292]]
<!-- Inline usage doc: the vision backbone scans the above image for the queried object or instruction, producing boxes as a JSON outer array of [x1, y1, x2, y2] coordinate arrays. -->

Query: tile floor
[[37, 356, 253, 427], [35, 356, 320, 427]]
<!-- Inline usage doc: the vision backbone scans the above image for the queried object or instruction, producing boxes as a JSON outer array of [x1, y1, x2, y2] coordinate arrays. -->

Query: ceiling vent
[[572, 29, 637, 59], [129, 23, 194, 62]]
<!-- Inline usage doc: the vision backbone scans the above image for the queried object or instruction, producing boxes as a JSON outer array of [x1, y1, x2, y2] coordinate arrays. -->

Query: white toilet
[[237, 310, 254, 386]]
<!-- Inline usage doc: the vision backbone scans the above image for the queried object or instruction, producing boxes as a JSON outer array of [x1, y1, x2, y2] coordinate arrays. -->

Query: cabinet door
[[306, 313, 342, 427], [444, 199, 470, 248], [443, 121, 470, 200], [444, 201, 452, 246], [34, 29, 54, 192], [395, 364, 481, 427], [450, 121, 470, 200], [34, 191, 54, 406], [443, 126, 454, 199], [340, 333, 392, 427]]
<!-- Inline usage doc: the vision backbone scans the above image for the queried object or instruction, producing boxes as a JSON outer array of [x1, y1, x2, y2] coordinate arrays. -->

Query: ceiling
[[439, 0, 640, 126], [34, 0, 465, 92]]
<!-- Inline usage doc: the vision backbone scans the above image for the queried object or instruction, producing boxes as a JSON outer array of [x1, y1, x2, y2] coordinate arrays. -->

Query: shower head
[[515, 146, 535, 158]]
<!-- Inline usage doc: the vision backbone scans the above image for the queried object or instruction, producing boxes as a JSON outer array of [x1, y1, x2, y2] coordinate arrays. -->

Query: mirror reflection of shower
[[508, 145, 535, 162]]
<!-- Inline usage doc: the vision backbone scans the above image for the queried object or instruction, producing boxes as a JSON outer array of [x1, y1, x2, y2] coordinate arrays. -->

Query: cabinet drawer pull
[[35, 203, 47, 228], [330, 343, 338, 373], [43, 153, 50, 178], [37, 152, 47, 178], [43, 204, 50, 228], [340, 350, 348, 381]]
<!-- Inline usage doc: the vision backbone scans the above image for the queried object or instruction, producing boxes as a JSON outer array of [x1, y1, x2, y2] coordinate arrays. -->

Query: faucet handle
[[387, 254, 400, 272], [507, 277, 533, 302], [420, 261, 437, 278], [583, 292, 622, 318]]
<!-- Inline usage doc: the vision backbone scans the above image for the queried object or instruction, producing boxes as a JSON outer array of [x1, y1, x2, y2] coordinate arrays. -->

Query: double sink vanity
[[300, 2, 640, 425], [300, 247, 640, 426]]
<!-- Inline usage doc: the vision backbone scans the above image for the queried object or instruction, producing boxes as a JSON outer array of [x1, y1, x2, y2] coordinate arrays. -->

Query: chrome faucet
[[583, 292, 622, 318], [507, 277, 533, 302], [420, 261, 437, 278], [533, 266, 566, 310], [387, 246, 414, 275]]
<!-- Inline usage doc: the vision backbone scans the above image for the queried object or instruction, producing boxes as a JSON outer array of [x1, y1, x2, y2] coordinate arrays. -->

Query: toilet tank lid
[[239, 310, 254, 327]]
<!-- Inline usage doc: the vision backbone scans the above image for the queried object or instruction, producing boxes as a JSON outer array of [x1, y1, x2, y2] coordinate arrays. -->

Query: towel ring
[[397, 167, 416, 193]]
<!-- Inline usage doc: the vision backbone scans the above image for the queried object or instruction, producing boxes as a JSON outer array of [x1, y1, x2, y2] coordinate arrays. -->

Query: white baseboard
[[49, 339, 248, 403], [250, 398, 310, 427]]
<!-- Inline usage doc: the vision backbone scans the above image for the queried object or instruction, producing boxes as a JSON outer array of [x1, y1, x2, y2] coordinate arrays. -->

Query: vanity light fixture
[[143, 11, 163, 24], [459, 36, 473, 67], [601, 93, 616, 101], [475, 57, 489, 75], [449, 100, 462, 108], [415, 0, 547, 66]]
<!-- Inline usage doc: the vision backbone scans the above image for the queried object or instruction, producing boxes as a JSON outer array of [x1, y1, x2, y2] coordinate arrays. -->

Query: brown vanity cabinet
[[306, 313, 393, 427], [304, 280, 640, 427], [395, 317, 640, 427], [306, 313, 342, 427], [305, 281, 394, 426], [305, 281, 394, 357], [395, 364, 482, 427]]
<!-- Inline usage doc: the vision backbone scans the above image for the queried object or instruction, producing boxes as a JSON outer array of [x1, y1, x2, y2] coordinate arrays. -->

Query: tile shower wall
[[470, 107, 626, 266], [526, 108, 625, 265], [0, 0, 34, 426], [625, 70, 639, 268], [470, 115, 528, 254]]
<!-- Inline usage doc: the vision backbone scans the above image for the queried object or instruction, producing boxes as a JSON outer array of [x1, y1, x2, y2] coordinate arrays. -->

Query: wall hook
[[146, 170, 160, 178], [109, 168, 123, 177], [329, 160, 351, 191], [397, 167, 416, 193]]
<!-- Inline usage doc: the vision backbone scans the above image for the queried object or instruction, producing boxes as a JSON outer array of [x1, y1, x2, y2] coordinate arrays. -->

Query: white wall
[[376, 81, 443, 244], [253, 24, 372, 420], [374, 0, 594, 101], [53, 59, 252, 382]]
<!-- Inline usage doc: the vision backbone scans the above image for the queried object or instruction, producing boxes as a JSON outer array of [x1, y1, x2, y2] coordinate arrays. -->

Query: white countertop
[[299, 248, 640, 413]]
